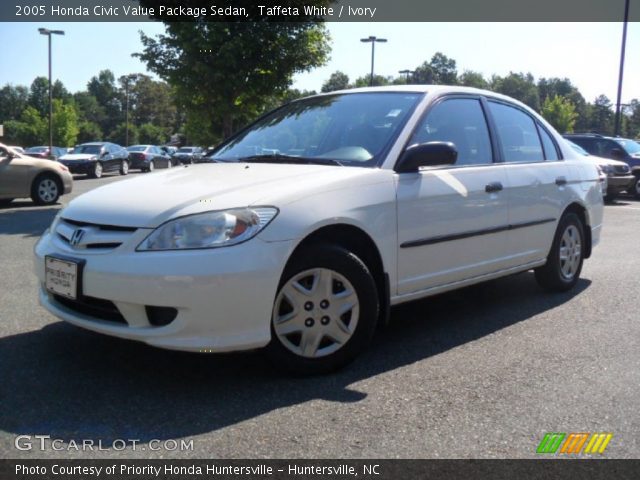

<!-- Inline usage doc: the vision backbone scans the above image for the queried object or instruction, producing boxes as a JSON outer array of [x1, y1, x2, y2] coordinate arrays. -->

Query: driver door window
[[409, 98, 493, 166]]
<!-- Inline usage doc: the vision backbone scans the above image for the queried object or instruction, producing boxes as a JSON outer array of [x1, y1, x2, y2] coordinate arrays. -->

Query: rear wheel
[[147, 160, 155, 172], [119, 160, 129, 175], [31, 174, 61, 205], [535, 212, 585, 292], [266, 244, 379, 375]]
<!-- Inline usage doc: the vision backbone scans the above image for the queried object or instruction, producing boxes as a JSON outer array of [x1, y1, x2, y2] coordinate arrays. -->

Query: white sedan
[[34, 86, 603, 374]]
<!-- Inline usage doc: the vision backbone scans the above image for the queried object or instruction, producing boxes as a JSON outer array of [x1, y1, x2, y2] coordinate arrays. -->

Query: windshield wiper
[[236, 153, 343, 166]]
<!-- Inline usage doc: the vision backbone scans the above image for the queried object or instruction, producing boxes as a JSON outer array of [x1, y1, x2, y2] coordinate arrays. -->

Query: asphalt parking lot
[[1, 171, 639, 459]]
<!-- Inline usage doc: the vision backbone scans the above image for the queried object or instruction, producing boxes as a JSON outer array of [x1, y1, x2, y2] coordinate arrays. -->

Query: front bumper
[[61, 171, 73, 194], [34, 229, 293, 352], [606, 174, 635, 195], [60, 160, 95, 175]]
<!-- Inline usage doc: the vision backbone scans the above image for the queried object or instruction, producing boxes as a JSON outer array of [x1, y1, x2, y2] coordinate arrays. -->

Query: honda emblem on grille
[[69, 229, 85, 247]]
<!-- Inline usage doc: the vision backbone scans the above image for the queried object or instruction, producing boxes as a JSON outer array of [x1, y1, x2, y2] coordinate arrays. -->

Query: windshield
[[72, 145, 102, 154], [567, 140, 589, 156], [616, 139, 640, 155], [211, 92, 423, 167], [127, 146, 147, 152]]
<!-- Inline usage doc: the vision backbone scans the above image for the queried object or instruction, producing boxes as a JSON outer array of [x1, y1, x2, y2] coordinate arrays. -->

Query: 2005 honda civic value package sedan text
[[34, 86, 603, 374]]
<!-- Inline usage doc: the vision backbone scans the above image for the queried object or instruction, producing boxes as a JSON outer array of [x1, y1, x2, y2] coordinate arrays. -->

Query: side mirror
[[395, 141, 458, 173], [611, 148, 626, 160]]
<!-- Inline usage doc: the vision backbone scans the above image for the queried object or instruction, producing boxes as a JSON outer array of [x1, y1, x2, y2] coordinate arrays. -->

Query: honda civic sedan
[[34, 86, 603, 374]]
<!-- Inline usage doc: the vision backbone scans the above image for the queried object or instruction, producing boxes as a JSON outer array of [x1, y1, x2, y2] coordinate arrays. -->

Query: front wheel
[[31, 174, 60, 205], [535, 212, 585, 292], [266, 244, 379, 375], [633, 174, 640, 200], [90, 162, 103, 179]]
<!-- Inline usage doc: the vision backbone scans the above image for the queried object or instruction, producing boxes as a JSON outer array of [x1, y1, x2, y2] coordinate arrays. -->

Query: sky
[[0, 22, 639, 106]]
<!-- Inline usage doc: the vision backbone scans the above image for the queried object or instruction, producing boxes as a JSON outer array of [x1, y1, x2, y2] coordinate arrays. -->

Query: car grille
[[56, 218, 137, 251], [53, 294, 126, 324], [613, 164, 631, 175]]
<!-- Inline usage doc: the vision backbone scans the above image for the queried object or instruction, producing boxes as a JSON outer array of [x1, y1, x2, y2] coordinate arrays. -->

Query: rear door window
[[488, 101, 544, 163]]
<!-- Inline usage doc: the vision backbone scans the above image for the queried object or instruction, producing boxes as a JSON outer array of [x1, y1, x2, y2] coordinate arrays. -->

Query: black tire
[[266, 244, 379, 375], [119, 160, 129, 175], [148, 160, 155, 172], [535, 212, 585, 292], [603, 193, 615, 203], [90, 162, 103, 179], [30, 173, 61, 205], [633, 173, 640, 200]]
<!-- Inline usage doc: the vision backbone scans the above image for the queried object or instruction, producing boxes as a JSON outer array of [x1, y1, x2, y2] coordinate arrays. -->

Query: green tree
[[28, 77, 50, 116], [538, 77, 587, 131], [125, 74, 178, 133], [52, 99, 79, 147], [52, 80, 72, 103], [321, 71, 350, 92], [108, 122, 138, 146], [4, 106, 46, 146], [0, 84, 29, 122], [73, 91, 106, 127], [458, 70, 488, 89], [77, 120, 103, 144], [626, 99, 640, 138], [87, 70, 121, 135], [136, 6, 331, 140], [413, 52, 458, 85], [587, 95, 614, 134], [541, 95, 578, 133], [491, 72, 540, 111], [138, 123, 167, 144], [354, 74, 390, 87]]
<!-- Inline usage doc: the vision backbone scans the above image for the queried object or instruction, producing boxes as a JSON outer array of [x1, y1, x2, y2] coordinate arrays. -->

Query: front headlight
[[599, 164, 613, 175], [136, 207, 278, 251]]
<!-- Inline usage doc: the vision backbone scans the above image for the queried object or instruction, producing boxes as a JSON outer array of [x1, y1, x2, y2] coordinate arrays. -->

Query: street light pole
[[614, 0, 630, 137], [360, 36, 387, 87], [38, 28, 64, 158]]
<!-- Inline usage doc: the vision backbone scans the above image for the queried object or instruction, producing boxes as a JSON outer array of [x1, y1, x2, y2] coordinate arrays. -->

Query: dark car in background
[[127, 145, 173, 172], [564, 133, 640, 198], [24, 146, 68, 160], [565, 139, 634, 202], [58, 142, 130, 178], [173, 146, 203, 164]]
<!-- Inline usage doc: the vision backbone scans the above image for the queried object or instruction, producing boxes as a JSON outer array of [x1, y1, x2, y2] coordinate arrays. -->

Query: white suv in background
[[34, 86, 603, 374]]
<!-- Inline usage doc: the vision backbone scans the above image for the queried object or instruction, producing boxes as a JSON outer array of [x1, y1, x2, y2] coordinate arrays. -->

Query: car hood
[[60, 154, 96, 161], [61, 163, 385, 228]]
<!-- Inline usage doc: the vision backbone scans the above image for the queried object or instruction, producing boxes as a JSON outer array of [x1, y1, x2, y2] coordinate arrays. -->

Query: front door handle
[[555, 177, 568, 186], [485, 181, 503, 193]]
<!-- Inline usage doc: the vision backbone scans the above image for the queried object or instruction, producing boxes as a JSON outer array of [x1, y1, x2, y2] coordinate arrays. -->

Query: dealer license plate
[[45, 256, 79, 300]]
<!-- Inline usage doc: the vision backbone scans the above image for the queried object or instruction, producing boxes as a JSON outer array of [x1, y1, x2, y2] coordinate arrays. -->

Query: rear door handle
[[485, 181, 503, 193], [555, 177, 567, 186]]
